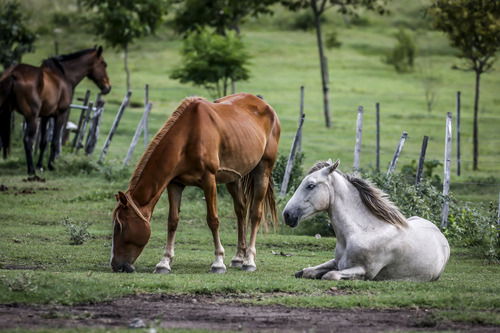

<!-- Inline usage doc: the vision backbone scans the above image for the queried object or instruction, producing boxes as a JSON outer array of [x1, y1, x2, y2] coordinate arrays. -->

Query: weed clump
[[61, 217, 91, 245]]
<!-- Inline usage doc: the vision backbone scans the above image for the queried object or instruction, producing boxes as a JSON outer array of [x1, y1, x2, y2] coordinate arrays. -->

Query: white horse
[[282, 160, 450, 281]]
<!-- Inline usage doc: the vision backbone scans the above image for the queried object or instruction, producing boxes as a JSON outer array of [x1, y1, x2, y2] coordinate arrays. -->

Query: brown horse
[[0, 46, 111, 175], [111, 93, 281, 273]]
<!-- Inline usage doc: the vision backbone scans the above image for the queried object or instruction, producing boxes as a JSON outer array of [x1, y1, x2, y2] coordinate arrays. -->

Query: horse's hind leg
[[202, 174, 226, 274], [36, 117, 48, 170], [321, 266, 366, 281], [226, 181, 246, 268], [154, 182, 184, 274], [23, 117, 38, 175], [47, 113, 65, 170]]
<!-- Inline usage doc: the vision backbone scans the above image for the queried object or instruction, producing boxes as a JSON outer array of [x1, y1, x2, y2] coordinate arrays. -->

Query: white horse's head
[[283, 160, 340, 227]]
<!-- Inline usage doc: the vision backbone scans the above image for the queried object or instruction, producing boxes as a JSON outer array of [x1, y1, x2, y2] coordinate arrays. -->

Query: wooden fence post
[[143, 84, 149, 148], [75, 102, 93, 153], [497, 192, 500, 226], [322, 55, 331, 128], [84, 98, 105, 155], [71, 90, 91, 151], [456, 91, 461, 176], [376, 102, 380, 172], [98, 91, 132, 163], [386, 131, 408, 177], [353, 105, 363, 170], [280, 114, 305, 197], [441, 112, 452, 228], [297, 85, 305, 153], [415, 136, 429, 185], [123, 102, 153, 166]]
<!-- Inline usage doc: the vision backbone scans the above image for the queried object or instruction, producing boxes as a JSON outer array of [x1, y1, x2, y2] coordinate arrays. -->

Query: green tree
[[429, 0, 500, 171], [81, 0, 169, 91], [170, 29, 250, 98], [0, 0, 36, 70], [171, 0, 277, 36], [282, 0, 388, 128]]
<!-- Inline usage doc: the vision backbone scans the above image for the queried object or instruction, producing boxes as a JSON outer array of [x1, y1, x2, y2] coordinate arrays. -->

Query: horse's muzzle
[[101, 85, 112, 95], [111, 261, 135, 273], [283, 209, 299, 228]]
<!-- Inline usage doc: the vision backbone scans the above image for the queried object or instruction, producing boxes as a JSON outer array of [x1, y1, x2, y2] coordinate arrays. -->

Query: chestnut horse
[[111, 93, 281, 273], [0, 46, 111, 175]]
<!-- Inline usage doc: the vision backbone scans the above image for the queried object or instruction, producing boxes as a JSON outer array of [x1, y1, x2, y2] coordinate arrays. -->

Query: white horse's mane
[[308, 161, 407, 227]]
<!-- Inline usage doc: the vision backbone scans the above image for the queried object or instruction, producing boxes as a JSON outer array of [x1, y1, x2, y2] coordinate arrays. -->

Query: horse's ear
[[328, 160, 340, 174], [96, 45, 103, 57], [116, 191, 128, 206]]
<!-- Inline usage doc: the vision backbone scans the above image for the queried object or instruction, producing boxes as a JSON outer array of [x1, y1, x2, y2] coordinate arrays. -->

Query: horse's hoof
[[154, 266, 171, 274], [48, 165, 55, 171], [210, 266, 226, 274], [242, 265, 256, 272], [230, 260, 243, 268], [295, 270, 304, 278]]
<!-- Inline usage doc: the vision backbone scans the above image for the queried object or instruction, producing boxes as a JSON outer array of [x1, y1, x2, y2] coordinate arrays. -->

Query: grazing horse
[[111, 93, 281, 273], [283, 160, 450, 281], [0, 46, 111, 175]]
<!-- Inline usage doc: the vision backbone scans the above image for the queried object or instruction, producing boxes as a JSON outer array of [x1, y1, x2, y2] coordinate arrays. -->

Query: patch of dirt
[[0, 184, 8, 191], [22, 175, 46, 182], [0, 294, 498, 332]]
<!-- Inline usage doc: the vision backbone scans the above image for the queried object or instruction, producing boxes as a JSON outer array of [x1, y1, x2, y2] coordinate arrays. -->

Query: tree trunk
[[473, 70, 481, 171], [311, 0, 331, 128], [124, 43, 131, 92]]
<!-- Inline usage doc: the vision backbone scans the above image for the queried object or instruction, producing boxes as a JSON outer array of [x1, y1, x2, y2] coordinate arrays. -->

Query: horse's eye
[[307, 183, 316, 190]]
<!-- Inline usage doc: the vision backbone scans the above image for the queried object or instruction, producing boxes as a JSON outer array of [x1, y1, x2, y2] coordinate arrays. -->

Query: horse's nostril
[[283, 211, 291, 222]]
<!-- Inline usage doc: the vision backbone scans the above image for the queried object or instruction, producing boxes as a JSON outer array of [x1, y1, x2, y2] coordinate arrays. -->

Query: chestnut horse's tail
[[241, 171, 278, 232], [0, 74, 14, 159]]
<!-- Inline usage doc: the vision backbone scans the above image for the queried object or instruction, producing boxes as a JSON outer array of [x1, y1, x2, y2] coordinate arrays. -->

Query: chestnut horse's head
[[110, 191, 151, 273], [88, 46, 111, 95]]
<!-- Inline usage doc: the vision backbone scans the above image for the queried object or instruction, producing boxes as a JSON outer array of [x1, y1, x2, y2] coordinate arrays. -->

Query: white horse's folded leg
[[297, 259, 337, 279], [321, 266, 366, 280]]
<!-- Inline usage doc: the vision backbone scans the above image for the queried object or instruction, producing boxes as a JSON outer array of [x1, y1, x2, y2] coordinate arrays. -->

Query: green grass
[[1, 0, 499, 329]]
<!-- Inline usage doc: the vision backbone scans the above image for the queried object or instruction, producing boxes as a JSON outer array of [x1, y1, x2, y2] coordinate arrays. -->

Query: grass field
[[1, 1, 499, 331]]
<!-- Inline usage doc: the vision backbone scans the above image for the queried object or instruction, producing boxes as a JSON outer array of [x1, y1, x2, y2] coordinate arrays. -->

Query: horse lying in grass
[[283, 160, 450, 281], [111, 93, 281, 274]]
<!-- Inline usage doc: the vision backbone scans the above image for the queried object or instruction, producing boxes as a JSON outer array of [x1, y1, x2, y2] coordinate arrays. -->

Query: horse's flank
[[308, 161, 407, 227]]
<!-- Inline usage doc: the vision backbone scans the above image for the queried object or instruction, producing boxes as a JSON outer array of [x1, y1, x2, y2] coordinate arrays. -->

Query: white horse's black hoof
[[295, 270, 304, 278], [242, 265, 256, 272], [230, 260, 243, 268], [154, 266, 171, 274], [210, 266, 227, 274]]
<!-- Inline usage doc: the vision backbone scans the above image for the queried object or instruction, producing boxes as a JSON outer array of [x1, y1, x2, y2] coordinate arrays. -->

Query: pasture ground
[[1, 1, 499, 332]]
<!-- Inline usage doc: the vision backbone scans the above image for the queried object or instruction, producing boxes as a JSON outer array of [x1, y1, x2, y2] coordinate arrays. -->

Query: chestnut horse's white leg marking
[[203, 174, 226, 274], [155, 183, 184, 274], [226, 181, 246, 268]]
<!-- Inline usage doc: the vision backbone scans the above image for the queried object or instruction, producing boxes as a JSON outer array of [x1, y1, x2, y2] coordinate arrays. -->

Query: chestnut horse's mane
[[129, 96, 202, 189]]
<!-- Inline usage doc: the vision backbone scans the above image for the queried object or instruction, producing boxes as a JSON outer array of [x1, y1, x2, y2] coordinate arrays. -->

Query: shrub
[[1, 272, 37, 292], [272, 152, 305, 194], [385, 29, 416, 73], [290, 10, 326, 31], [61, 217, 91, 245], [325, 30, 342, 49]]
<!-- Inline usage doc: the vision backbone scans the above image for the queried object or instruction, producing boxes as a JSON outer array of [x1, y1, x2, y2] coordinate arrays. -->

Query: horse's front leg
[[47, 113, 65, 170], [202, 174, 226, 273], [23, 117, 38, 175], [36, 117, 48, 170], [295, 259, 338, 279], [154, 182, 184, 274], [321, 266, 366, 281], [226, 181, 246, 268]]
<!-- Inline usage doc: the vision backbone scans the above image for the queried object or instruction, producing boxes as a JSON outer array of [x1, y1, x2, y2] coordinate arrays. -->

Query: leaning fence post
[[353, 105, 363, 170], [375, 102, 380, 172], [297, 85, 305, 153], [441, 112, 452, 229], [387, 131, 408, 177], [280, 114, 305, 197], [456, 91, 461, 176], [415, 136, 429, 185], [71, 90, 91, 151], [75, 102, 93, 153], [84, 98, 105, 155], [143, 84, 149, 148], [123, 102, 152, 166], [497, 192, 500, 226], [98, 91, 132, 163]]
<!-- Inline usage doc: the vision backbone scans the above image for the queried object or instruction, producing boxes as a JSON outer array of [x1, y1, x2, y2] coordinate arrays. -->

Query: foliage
[[61, 217, 91, 245], [365, 170, 499, 261], [171, 0, 277, 36], [0, 0, 36, 69], [1, 272, 37, 292], [289, 9, 326, 31], [272, 151, 305, 194], [171, 28, 250, 98], [325, 30, 342, 49], [400, 159, 442, 187], [385, 29, 416, 73]]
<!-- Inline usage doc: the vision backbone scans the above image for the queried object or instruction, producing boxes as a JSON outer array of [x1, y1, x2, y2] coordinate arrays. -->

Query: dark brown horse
[[0, 46, 111, 174], [111, 93, 281, 273]]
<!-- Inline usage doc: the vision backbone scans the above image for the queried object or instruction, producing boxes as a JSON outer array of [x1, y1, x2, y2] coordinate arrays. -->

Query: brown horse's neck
[[56, 54, 95, 88]]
